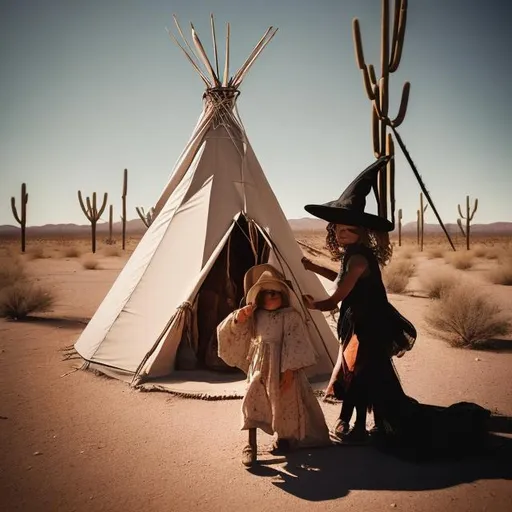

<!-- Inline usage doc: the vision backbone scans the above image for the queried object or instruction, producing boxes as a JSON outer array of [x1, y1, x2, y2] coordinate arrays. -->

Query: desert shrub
[[425, 284, 511, 348], [26, 246, 45, 260], [446, 251, 474, 270], [488, 260, 512, 286], [81, 256, 100, 270], [103, 246, 120, 257], [0, 282, 55, 319], [471, 245, 488, 258], [383, 260, 414, 294], [62, 246, 81, 258], [427, 248, 445, 260], [391, 259, 415, 278], [419, 268, 459, 299], [0, 256, 26, 289], [398, 247, 416, 260], [484, 247, 503, 260]]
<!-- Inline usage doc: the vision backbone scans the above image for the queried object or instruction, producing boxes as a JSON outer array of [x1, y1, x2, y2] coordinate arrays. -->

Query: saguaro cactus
[[108, 204, 114, 244], [78, 191, 108, 253], [11, 183, 29, 252], [457, 196, 478, 251], [397, 208, 403, 246], [353, 1, 455, 251], [136, 206, 155, 229], [122, 169, 128, 250], [353, 0, 409, 222], [419, 192, 428, 252]]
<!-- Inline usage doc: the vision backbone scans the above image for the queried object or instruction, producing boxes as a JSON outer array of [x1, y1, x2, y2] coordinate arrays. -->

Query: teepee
[[74, 16, 338, 397]]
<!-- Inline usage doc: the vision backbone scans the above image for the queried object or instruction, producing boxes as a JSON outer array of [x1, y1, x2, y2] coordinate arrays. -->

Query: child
[[301, 156, 490, 461], [302, 156, 416, 444], [217, 264, 330, 467]]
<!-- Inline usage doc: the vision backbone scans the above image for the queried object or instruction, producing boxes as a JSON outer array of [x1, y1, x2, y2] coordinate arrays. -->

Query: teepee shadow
[[253, 434, 512, 502], [14, 315, 88, 330]]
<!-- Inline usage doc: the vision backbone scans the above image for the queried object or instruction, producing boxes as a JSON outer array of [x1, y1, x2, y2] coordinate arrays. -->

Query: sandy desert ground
[[1, 232, 512, 512]]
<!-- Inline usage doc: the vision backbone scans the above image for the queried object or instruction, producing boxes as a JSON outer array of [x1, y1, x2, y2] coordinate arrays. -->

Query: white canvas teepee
[[74, 16, 339, 398]]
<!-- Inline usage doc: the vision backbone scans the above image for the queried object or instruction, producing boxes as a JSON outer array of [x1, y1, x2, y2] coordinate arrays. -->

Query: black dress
[[334, 243, 490, 461]]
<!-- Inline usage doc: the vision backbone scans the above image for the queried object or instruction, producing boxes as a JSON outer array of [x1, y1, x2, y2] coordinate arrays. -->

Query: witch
[[301, 156, 490, 460]]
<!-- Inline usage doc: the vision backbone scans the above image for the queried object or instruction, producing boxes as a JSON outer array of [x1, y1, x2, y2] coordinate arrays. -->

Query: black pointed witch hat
[[304, 155, 394, 232]]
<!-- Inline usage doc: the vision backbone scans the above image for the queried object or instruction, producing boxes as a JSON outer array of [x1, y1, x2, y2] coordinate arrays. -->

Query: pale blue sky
[[1, 0, 510, 228]]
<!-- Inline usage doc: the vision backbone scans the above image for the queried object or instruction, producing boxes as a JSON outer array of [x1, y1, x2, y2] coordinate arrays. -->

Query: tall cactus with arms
[[11, 183, 28, 252], [78, 191, 108, 253], [353, 0, 455, 250], [457, 196, 478, 251], [353, 0, 409, 222]]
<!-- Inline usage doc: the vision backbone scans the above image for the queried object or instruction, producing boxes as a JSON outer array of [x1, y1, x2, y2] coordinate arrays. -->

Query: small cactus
[[78, 191, 108, 253], [457, 196, 478, 250], [108, 204, 114, 244], [397, 208, 402, 246], [419, 192, 428, 252], [122, 169, 128, 250], [136, 206, 155, 229], [11, 183, 28, 252]]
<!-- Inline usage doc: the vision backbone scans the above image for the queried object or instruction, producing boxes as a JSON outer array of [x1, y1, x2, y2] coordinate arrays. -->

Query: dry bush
[[425, 284, 511, 349], [62, 246, 81, 258], [0, 282, 55, 319], [390, 258, 415, 278], [427, 248, 445, 260], [397, 247, 416, 260], [445, 251, 474, 270], [471, 245, 488, 258], [0, 256, 26, 289], [419, 268, 459, 299], [488, 260, 512, 286], [484, 247, 503, 260], [103, 246, 120, 257], [81, 255, 100, 270], [383, 260, 414, 294], [26, 246, 45, 260]]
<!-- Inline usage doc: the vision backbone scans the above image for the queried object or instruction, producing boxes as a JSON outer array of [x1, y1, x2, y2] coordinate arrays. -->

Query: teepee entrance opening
[[177, 214, 270, 373]]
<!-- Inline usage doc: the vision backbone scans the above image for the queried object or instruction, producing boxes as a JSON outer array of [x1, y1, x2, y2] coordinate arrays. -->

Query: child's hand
[[323, 382, 335, 401], [280, 369, 293, 393], [235, 304, 254, 324], [302, 294, 315, 309]]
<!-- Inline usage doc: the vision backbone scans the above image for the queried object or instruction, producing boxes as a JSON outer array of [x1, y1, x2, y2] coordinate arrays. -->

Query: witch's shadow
[[250, 430, 512, 502]]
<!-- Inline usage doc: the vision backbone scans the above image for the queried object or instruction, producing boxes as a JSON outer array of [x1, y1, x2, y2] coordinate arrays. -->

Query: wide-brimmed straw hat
[[246, 270, 290, 306], [304, 156, 394, 232]]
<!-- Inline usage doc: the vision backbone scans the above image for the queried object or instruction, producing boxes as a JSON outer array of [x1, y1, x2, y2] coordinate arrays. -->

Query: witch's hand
[[302, 294, 316, 309], [301, 256, 314, 271]]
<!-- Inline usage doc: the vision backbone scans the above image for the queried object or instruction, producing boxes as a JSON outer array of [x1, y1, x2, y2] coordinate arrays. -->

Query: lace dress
[[217, 307, 330, 447]]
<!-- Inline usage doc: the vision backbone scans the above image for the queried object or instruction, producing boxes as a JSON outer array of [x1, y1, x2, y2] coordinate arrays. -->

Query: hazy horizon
[[1, 0, 511, 228]]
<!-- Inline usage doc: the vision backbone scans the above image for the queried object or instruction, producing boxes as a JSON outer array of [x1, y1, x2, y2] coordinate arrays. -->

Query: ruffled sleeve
[[280, 309, 318, 372], [216, 312, 252, 374]]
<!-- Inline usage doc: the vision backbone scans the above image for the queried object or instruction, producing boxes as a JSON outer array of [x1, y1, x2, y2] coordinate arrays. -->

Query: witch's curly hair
[[325, 223, 393, 266]]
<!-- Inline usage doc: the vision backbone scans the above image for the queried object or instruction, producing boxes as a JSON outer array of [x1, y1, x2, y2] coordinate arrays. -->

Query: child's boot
[[242, 428, 257, 467]]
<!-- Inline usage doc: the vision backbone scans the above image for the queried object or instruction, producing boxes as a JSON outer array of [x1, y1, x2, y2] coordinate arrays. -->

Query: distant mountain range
[[0, 218, 511, 237]]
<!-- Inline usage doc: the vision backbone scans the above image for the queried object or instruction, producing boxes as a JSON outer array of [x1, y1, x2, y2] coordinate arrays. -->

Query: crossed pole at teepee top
[[166, 14, 278, 90]]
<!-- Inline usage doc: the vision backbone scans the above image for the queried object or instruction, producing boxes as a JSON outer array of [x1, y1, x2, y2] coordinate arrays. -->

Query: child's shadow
[[248, 431, 512, 502]]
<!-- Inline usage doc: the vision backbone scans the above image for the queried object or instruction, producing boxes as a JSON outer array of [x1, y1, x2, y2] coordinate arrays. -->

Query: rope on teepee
[[131, 301, 193, 386]]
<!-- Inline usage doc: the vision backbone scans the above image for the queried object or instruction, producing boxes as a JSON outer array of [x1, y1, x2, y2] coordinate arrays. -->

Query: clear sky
[[1, 0, 511, 228]]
